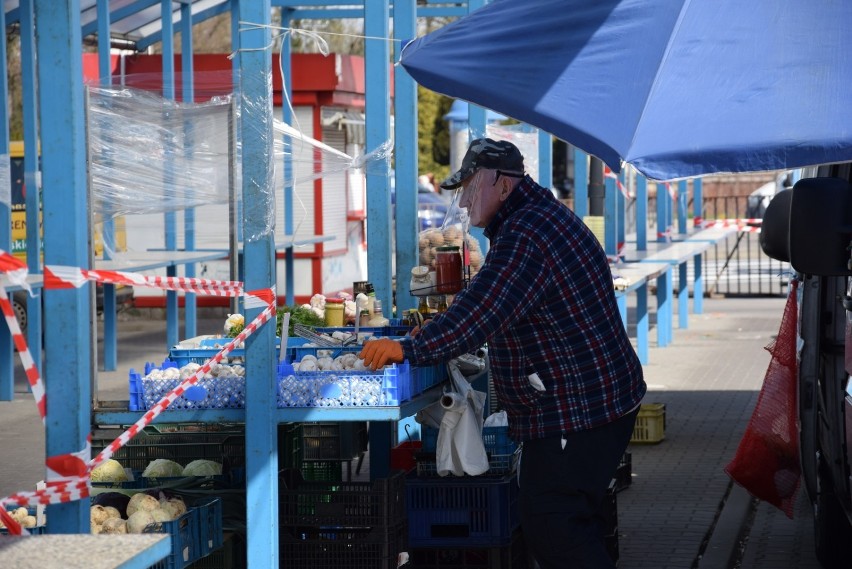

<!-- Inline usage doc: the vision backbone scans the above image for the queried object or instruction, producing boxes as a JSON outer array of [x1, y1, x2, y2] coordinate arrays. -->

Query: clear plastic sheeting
[[86, 83, 393, 245], [87, 85, 235, 219], [239, 70, 275, 242]]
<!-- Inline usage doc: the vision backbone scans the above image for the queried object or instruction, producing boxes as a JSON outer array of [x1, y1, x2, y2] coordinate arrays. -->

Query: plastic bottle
[[369, 299, 390, 327]]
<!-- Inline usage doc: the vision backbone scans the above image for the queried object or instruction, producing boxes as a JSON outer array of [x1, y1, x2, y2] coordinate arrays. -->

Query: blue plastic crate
[[1, 507, 46, 535], [276, 361, 412, 407], [169, 337, 295, 366], [411, 362, 448, 393], [129, 360, 246, 411], [194, 498, 224, 559], [148, 501, 201, 569], [418, 425, 518, 476], [422, 425, 516, 456], [314, 318, 412, 338], [406, 473, 520, 547]]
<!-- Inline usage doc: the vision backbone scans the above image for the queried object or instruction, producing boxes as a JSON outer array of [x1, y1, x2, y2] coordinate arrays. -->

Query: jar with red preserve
[[435, 246, 463, 294]]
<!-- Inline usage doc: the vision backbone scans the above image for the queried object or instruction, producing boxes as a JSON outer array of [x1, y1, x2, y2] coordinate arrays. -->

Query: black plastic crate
[[613, 451, 632, 493], [279, 471, 406, 529], [410, 528, 529, 569], [279, 522, 407, 569], [91, 425, 245, 473], [282, 422, 368, 466]]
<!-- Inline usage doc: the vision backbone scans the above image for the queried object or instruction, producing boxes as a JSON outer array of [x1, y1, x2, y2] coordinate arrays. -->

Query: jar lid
[[326, 298, 344, 304], [436, 246, 460, 251]]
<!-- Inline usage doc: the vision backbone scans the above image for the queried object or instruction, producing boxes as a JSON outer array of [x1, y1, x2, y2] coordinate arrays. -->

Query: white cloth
[[416, 359, 489, 476]]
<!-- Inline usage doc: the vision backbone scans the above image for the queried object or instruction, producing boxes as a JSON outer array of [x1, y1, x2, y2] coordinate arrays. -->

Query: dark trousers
[[518, 408, 638, 569]]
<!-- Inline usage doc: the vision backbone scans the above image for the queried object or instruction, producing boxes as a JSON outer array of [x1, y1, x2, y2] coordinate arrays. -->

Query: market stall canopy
[[399, 0, 852, 181]]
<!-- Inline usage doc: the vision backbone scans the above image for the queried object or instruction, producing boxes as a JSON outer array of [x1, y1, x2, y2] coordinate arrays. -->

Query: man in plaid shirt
[[362, 138, 646, 568]]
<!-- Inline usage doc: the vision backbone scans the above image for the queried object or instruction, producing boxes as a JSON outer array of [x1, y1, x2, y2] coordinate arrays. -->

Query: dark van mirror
[[759, 188, 792, 263], [789, 177, 852, 276]]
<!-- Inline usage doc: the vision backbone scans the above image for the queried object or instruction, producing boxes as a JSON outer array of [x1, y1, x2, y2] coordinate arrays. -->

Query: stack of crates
[[407, 425, 524, 568], [277, 471, 407, 569]]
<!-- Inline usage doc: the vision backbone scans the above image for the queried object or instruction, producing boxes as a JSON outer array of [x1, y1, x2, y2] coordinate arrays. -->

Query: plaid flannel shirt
[[401, 175, 646, 442]]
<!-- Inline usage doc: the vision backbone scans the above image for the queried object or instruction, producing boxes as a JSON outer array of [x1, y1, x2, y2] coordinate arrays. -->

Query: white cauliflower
[[224, 313, 245, 337]]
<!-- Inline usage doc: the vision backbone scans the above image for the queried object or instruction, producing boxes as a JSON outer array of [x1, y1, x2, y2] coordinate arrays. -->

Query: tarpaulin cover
[[726, 279, 800, 518], [399, 0, 852, 180]]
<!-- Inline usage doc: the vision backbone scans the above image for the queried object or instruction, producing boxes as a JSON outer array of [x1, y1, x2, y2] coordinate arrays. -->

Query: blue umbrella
[[399, 0, 852, 180]]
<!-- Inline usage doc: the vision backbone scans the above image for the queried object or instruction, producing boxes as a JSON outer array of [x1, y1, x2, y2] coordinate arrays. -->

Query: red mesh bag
[[725, 279, 800, 518]]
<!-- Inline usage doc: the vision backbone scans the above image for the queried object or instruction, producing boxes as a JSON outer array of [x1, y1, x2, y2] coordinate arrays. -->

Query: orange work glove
[[359, 338, 404, 370]]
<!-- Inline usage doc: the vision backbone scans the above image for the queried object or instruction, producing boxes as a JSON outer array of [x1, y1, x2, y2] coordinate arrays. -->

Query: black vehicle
[[761, 169, 852, 568]]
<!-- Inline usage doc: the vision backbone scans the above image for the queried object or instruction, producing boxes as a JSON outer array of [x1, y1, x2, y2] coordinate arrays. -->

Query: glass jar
[[324, 298, 345, 327], [435, 246, 463, 294]]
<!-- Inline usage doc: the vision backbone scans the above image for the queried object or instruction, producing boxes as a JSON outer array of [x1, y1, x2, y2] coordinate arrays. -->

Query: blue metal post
[[573, 148, 588, 219], [394, 0, 418, 315], [20, 0, 42, 373], [181, 2, 197, 339], [365, 0, 392, 478], [636, 282, 649, 364], [364, 0, 392, 315], [677, 179, 688, 235], [693, 178, 704, 313], [466, 0, 488, 255], [35, 0, 91, 533], [678, 262, 688, 329], [693, 178, 703, 223], [161, 0, 179, 349], [657, 181, 669, 242], [96, 0, 119, 372], [604, 177, 617, 256], [0, 8, 11, 401], [236, 0, 279, 565], [657, 270, 672, 347], [636, 175, 647, 250], [538, 130, 552, 190], [616, 170, 626, 249], [279, 8, 296, 307]]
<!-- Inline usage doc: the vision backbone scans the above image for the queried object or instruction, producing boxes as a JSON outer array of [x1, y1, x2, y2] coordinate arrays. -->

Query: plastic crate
[[169, 337, 288, 366], [613, 451, 632, 493], [418, 426, 518, 476], [91, 426, 245, 476], [147, 499, 202, 569], [279, 522, 407, 569], [186, 532, 239, 569], [129, 360, 247, 411], [630, 403, 666, 443], [410, 528, 529, 569], [1, 507, 47, 535], [276, 361, 413, 407], [195, 497, 224, 558], [282, 422, 368, 465], [406, 473, 520, 547], [314, 318, 412, 338], [279, 471, 406, 529]]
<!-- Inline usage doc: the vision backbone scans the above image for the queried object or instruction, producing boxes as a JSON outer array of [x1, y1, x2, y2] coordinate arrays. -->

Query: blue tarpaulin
[[399, 0, 852, 180]]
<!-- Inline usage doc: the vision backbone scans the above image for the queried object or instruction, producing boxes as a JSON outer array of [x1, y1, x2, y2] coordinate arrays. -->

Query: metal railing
[[630, 195, 791, 297]]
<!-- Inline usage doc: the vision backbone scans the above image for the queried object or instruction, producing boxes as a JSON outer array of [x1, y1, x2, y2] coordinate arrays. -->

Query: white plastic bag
[[415, 359, 489, 476]]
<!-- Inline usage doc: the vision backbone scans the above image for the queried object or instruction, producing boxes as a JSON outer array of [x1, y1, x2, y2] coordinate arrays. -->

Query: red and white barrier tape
[[0, 297, 275, 533], [0, 248, 277, 534], [606, 242, 627, 265], [0, 286, 46, 421], [663, 182, 678, 201], [693, 217, 763, 231], [45, 265, 243, 297], [604, 166, 633, 199], [657, 227, 674, 242]]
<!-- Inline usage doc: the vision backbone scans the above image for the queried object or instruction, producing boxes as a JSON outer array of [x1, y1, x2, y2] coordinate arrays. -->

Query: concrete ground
[[0, 296, 827, 568]]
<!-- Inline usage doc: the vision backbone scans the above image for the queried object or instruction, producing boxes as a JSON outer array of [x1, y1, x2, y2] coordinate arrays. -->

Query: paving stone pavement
[[0, 298, 828, 568]]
